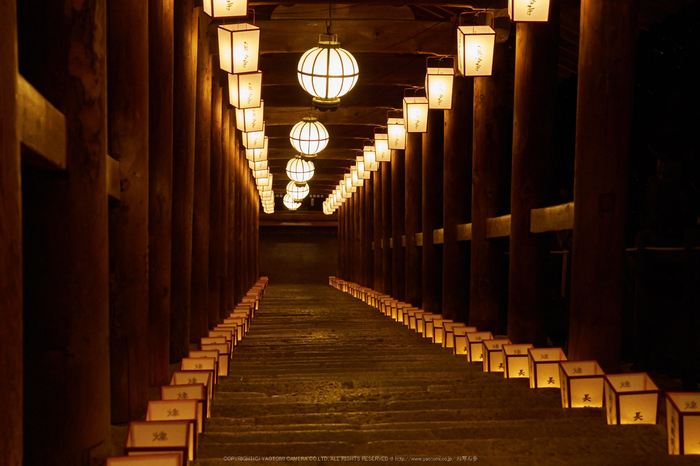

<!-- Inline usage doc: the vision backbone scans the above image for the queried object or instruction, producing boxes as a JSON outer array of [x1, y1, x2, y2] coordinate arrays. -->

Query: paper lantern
[[666, 392, 700, 455], [248, 159, 268, 171], [482, 338, 512, 372], [286, 181, 309, 201], [509, 0, 551, 22], [161, 383, 208, 424], [403, 90, 429, 133], [443, 323, 469, 349], [356, 156, 370, 180], [363, 145, 379, 172], [241, 122, 265, 149], [559, 360, 605, 408], [228, 71, 262, 109], [604, 372, 660, 425], [218, 23, 259, 74], [374, 128, 393, 161], [465, 331, 494, 362], [431, 318, 453, 345], [290, 117, 329, 156], [198, 345, 229, 377], [425, 56, 455, 110], [235, 101, 264, 132], [203, 0, 247, 18], [452, 326, 478, 355], [252, 168, 269, 179], [502, 343, 534, 378], [106, 454, 183, 466], [245, 136, 268, 162], [350, 167, 363, 188], [457, 15, 496, 77], [528, 347, 567, 388], [145, 400, 199, 461], [283, 194, 301, 210], [286, 156, 315, 183], [387, 115, 406, 150], [170, 370, 213, 402], [341, 180, 351, 198], [124, 420, 191, 465], [297, 34, 359, 109]]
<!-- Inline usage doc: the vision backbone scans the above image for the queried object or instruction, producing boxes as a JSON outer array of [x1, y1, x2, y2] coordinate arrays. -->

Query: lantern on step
[[425, 56, 455, 110], [203, 0, 247, 18], [559, 360, 605, 408], [465, 331, 493, 362], [666, 392, 700, 454], [509, 0, 551, 22], [290, 117, 329, 156], [502, 343, 533, 378], [374, 127, 393, 161], [286, 181, 309, 201], [457, 12, 496, 77], [245, 136, 268, 162], [363, 145, 379, 172], [218, 23, 260, 74], [482, 338, 511, 372], [286, 156, 315, 183], [528, 347, 567, 388], [283, 193, 301, 210], [386, 111, 406, 150], [452, 326, 478, 355], [297, 34, 359, 109], [604, 372, 660, 425], [241, 122, 265, 149], [403, 88, 429, 133], [228, 71, 262, 109], [235, 101, 264, 132]]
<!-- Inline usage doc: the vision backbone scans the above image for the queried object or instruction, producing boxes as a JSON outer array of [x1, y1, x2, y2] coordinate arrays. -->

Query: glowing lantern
[[286, 181, 309, 201], [290, 117, 329, 156], [350, 166, 363, 188], [203, 0, 247, 18], [431, 318, 453, 345], [356, 156, 370, 180], [145, 399, 199, 460], [465, 331, 493, 362], [218, 23, 260, 74], [374, 127, 392, 161], [528, 347, 567, 388], [509, 0, 551, 22], [283, 194, 301, 210], [403, 89, 429, 133], [453, 326, 478, 355], [235, 101, 264, 132], [241, 122, 265, 149], [363, 145, 379, 172], [124, 421, 192, 461], [286, 156, 315, 183], [604, 373, 660, 425], [106, 454, 183, 466], [426, 56, 455, 110], [245, 137, 268, 162], [502, 343, 534, 378], [559, 360, 605, 408], [482, 338, 512, 372], [228, 71, 262, 109], [443, 322, 467, 349], [255, 173, 272, 187], [386, 111, 406, 150], [457, 13, 496, 77], [248, 159, 267, 171], [297, 34, 359, 109], [666, 392, 700, 454], [341, 180, 351, 198], [162, 383, 208, 422], [252, 168, 269, 179]]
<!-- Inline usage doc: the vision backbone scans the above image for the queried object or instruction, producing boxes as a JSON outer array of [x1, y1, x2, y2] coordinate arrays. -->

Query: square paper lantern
[[374, 132, 392, 163], [170, 370, 213, 401], [187, 351, 220, 382], [452, 326, 479, 355], [443, 323, 468, 349], [106, 454, 183, 466], [397, 303, 412, 324], [199, 344, 230, 377], [528, 347, 567, 388], [425, 57, 455, 110], [203, 0, 247, 18], [235, 100, 264, 132], [363, 145, 379, 172], [241, 122, 265, 149], [431, 319, 453, 345], [228, 71, 262, 109], [509, 0, 551, 22], [387, 117, 406, 150], [245, 136, 268, 162], [218, 23, 260, 74], [356, 156, 370, 180], [420, 313, 438, 338], [502, 343, 533, 378], [465, 331, 494, 362], [409, 310, 426, 331], [559, 360, 605, 408], [482, 338, 512, 372], [403, 93, 429, 133], [666, 392, 700, 455], [146, 400, 198, 460], [124, 420, 191, 466], [161, 384, 208, 426], [457, 24, 496, 76], [604, 373, 660, 425]]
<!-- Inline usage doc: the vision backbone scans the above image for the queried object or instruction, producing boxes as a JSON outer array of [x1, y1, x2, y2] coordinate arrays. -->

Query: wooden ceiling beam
[[250, 1, 503, 7], [268, 148, 360, 160], [262, 83, 406, 107], [266, 123, 377, 139], [264, 107, 391, 126]]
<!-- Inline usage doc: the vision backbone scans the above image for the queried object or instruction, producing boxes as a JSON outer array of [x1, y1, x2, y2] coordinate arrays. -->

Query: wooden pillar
[[170, 0, 198, 361], [392, 150, 406, 301], [208, 68, 223, 328], [364, 173, 374, 288], [148, 0, 174, 388], [422, 111, 444, 315], [373, 171, 383, 291], [237, 161, 249, 299], [381, 162, 393, 295], [337, 201, 344, 278], [443, 77, 473, 322], [219, 107, 231, 319], [190, 8, 212, 343], [508, 5, 560, 346], [233, 135, 244, 304], [226, 137, 238, 309], [108, 0, 149, 423], [19, 0, 110, 462], [470, 44, 512, 335], [0, 0, 22, 462], [404, 134, 423, 307], [569, 0, 638, 373], [354, 187, 363, 284]]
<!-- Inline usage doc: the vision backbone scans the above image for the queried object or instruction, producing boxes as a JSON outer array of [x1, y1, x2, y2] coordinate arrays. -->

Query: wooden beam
[[262, 83, 406, 108], [268, 148, 359, 160], [107, 155, 120, 201], [456, 222, 472, 241], [530, 201, 574, 232], [267, 124, 378, 140], [251, 0, 501, 6], [265, 106, 391, 126], [17, 74, 66, 170], [486, 214, 511, 238], [433, 228, 444, 245]]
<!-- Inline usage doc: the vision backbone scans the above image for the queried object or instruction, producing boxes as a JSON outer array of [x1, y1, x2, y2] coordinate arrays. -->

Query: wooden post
[[190, 7, 212, 343], [19, 0, 111, 462], [364, 173, 374, 288], [392, 150, 406, 301], [226, 137, 238, 310], [404, 133, 423, 307], [354, 187, 363, 284], [236, 158, 249, 299], [233, 134, 243, 305], [209, 67, 223, 328], [373, 171, 383, 291], [170, 0, 198, 361], [568, 0, 638, 373], [470, 44, 512, 335], [682, 229, 700, 390], [148, 0, 174, 388], [108, 0, 149, 423], [381, 162, 393, 295], [507, 4, 560, 347], [443, 77, 473, 322], [337, 201, 345, 279], [0, 0, 22, 462], [219, 106, 231, 319], [422, 111, 444, 315]]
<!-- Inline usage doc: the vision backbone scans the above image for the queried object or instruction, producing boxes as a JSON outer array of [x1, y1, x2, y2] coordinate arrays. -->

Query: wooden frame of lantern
[[666, 392, 700, 455], [203, 0, 248, 18], [283, 193, 301, 210], [482, 338, 512, 372], [218, 23, 260, 74], [403, 87, 429, 133], [106, 454, 183, 466], [559, 360, 605, 408], [161, 383, 208, 427], [502, 343, 533, 379], [241, 122, 265, 149], [604, 372, 660, 425], [124, 420, 191, 466], [431, 318, 453, 345], [386, 110, 406, 150], [289, 117, 329, 156], [425, 56, 455, 110], [145, 399, 199, 460], [228, 71, 262, 109], [186, 351, 220, 382], [286, 156, 315, 183], [528, 347, 567, 388], [465, 331, 493, 362], [443, 323, 468, 349], [457, 12, 496, 77], [452, 326, 478, 355], [509, 0, 551, 22], [235, 100, 264, 132]]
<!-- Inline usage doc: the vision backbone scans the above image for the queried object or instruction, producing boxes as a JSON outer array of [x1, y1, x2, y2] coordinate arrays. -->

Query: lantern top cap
[[317, 33, 341, 48], [302, 116, 319, 123], [219, 22, 260, 33]]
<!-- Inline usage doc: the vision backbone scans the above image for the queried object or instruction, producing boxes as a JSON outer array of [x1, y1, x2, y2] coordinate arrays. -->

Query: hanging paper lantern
[[363, 145, 379, 172], [387, 113, 406, 150], [245, 136, 268, 163], [286, 181, 309, 201], [241, 122, 265, 150], [283, 194, 301, 210], [403, 89, 429, 133], [236, 101, 264, 132], [356, 156, 370, 180], [228, 71, 262, 109], [350, 166, 363, 188], [509, 0, 551, 22], [203, 0, 248, 18], [426, 56, 455, 110], [252, 168, 269, 179], [457, 13, 496, 77], [289, 117, 329, 156], [286, 156, 315, 183], [248, 159, 268, 171], [218, 23, 260, 74]]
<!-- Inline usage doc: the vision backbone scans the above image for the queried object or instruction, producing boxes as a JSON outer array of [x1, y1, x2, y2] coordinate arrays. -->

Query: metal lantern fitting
[[363, 145, 379, 172], [289, 117, 329, 156], [283, 194, 301, 210], [403, 88, 429, 133], [241, 122, 265, 149], [509, 0, 551, 22], [286, 181, 309, 201], [218, 23, 260, 74], [286, 156, 315, 183], [297, 34, 359, 109], [426, 56, 455, 110], [203, 0, 247, 18], [228, 71, 262, 109], [245, 136, 268, 162], [235, 101, 264, 132], [457, 13, 496, 77]]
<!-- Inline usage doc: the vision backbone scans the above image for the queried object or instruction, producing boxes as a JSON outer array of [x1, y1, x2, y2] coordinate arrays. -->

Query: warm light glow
[[528, 347, 567, 388], [218, 23, 260, 74], [241, 122, 265, 149], [344, 173, 356, 193], [426, 61, 455, 110], [559, 361, 605, 409], [374, 131, 392, 161], [509, 0, 551, 22], [341, 181, 351, 198], [203, 0, 247, 18], [248, 159, 268, 171], [666, 392, 700, 455], [363, 146, 379, 172], [286, 181, 309, 201], [283, 193, 301, 210], [356, 156, 370, 180], [228, 71, 262, 109], [605, 373, 659, 425], [286, 157, 315, 183], [245, 136, 268, 162], [235, 101, 264, 132], [403, 95, 429, 133], [289, 117, 329, 155], [457, 25, 496, 77], [252, 168, 269, 179], [297, 34, 359, 109], [387, 118, 406, 150], [502, 343, 533, 378], [350, 166, 363, 187]]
